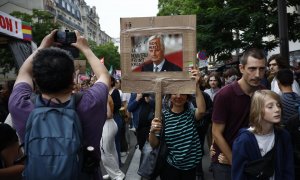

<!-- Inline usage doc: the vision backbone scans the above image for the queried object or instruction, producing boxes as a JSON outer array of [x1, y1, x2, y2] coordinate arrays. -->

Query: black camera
[[55, 30, 76, 45], [55, 30, 79, 58]]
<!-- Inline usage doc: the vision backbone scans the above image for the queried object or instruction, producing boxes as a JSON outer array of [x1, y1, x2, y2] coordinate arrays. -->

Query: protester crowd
[[1, 30, 300, 180]]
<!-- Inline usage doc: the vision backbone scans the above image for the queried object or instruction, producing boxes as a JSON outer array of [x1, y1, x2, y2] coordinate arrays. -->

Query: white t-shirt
[[122, 92, 131, 104], [271, 78, 300, 95], [248, 127, 275, 180], [4, 113, 12, 127]]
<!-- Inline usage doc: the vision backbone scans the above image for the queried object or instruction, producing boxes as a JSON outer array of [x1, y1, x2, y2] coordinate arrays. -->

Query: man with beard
[[268, 54, 300, 95], [204, 72, 222, 101], [210, 48, 266, 180]]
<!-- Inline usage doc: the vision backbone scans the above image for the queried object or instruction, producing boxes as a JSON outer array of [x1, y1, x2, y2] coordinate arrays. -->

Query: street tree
[[91, 41, 120, 70], [0, 47, 15, 77], [10, 10, 60, 45], [158, 0, 300, 62], [0, 10, 60, 75], [79, 40, 120, 74]]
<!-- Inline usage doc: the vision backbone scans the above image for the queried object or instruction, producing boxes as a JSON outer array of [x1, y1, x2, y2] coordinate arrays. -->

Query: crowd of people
[[0, 30, 300, 180]]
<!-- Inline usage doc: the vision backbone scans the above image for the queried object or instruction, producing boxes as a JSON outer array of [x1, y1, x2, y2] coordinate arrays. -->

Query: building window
[[62, 0, 65, 8], [67, 4, 71, 11], [72, 8, 75, 14]]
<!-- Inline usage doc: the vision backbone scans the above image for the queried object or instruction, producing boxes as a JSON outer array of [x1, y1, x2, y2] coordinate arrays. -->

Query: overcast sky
[[84, 0, 158, 38]]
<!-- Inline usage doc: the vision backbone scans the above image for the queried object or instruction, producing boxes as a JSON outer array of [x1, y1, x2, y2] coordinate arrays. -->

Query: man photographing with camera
[[8, 29, 110, 180], [55, 30, 79, 58]]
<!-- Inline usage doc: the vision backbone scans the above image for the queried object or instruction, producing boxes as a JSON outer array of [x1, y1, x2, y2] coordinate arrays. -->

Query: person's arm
[[190, 69, 206, 120], [212, 122, 232, 165], [72, 31, 110, 88], [195, 84, 206, 120], [122, 100, 129, 123], [74, 69, 80, 85], [0, 165, 24, 179], [107, 95, 114, 119], [127, 93, 142, 112], [14, 29, 58, 88]]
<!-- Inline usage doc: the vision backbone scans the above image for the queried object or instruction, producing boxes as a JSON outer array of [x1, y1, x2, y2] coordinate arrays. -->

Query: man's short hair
[[276, 69, 294, 86], [267, 54, 289, 69], [240, 48, 266, 65], [32, 47, 75, 94], [147, 34, 165, 51]]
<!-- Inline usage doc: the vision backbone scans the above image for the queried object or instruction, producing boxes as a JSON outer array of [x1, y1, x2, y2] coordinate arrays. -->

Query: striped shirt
[[163, 108, 202, 170], [281, 92, 300, 124]]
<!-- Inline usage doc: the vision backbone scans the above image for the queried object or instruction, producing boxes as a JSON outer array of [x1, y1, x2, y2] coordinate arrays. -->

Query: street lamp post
[[278, 0, 289, 64]]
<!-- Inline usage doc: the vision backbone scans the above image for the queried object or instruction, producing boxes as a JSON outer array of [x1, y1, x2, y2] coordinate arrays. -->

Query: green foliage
[[158, 0, 200, 15], [79, 40, 120, 74], [9, 10, 119, 75], [31, 9, 60, 45], [0, 47, 16, 76], [97, 42, 120, 70], [158, 0, 300, 61], [10, 9, 60, 45], [10, 11, 32, 22]]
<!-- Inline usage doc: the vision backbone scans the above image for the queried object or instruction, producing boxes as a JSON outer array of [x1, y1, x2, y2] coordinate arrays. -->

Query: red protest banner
[[0, 11, 23, 39]]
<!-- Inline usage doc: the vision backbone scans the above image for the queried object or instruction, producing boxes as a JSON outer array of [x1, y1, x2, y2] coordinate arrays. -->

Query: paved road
[[101, 128, 214, 180]]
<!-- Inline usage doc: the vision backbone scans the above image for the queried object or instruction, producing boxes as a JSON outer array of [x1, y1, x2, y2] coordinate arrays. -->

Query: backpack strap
[[30, 92, 83, 108], [30, 93, 37, 104]]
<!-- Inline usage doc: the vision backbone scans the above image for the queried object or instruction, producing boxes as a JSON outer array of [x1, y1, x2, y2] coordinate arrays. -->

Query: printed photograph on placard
[[131, 34, 183, 72]]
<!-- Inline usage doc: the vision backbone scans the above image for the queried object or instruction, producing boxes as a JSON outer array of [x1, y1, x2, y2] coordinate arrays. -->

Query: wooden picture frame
[[120, 15, 196, 94]]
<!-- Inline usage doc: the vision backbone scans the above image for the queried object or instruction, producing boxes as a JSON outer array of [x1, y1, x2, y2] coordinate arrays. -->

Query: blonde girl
[[232, 90, 294, 180]]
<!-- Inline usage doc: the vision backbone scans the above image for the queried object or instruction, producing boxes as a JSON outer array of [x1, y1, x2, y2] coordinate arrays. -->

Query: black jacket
[[141, 59, 182, 72]]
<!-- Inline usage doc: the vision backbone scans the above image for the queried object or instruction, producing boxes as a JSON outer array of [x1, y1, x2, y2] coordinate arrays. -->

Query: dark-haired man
[[277, 69, 300, 124], [8, 30, 110, 180], [211, 48, 266, 179], [268, 54, 300, 95]]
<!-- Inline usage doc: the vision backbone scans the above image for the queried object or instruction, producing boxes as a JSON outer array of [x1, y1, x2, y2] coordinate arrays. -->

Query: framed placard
[[74, 60, 86, 74], [120, 15, 196, 94]]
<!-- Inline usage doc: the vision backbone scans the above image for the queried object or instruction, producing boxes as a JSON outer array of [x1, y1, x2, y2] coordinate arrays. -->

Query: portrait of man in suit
[[141, 35, 182, 72]]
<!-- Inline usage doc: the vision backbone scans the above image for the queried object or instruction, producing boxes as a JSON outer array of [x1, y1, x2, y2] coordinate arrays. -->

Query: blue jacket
[[232, 128, 294, 180], [127, 93, 154, 129]]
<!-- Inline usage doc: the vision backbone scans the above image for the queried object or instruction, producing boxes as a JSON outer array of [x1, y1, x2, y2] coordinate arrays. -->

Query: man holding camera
[[8, 30, 110, 180]]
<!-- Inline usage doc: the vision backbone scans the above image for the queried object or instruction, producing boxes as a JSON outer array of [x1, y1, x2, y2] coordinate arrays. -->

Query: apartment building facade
[[0, 0, 112, 45]]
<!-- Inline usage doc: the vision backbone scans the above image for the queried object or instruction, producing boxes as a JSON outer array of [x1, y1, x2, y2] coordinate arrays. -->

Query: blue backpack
[[24, 94, 90, 180]]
